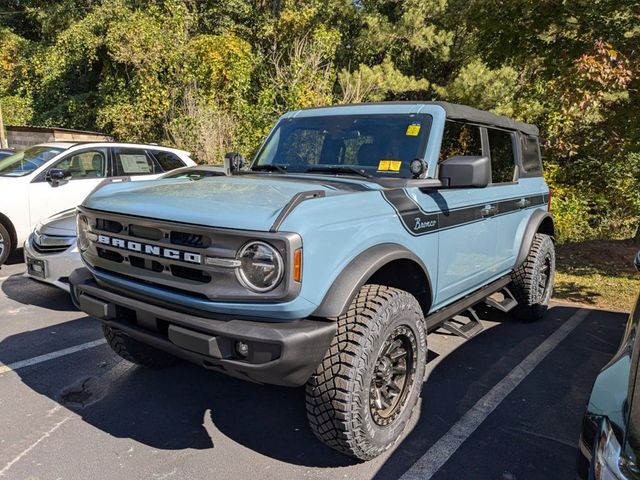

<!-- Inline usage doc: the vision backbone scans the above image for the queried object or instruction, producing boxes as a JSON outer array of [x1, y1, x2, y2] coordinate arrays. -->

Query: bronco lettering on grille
[[96, 234, 202, 264]]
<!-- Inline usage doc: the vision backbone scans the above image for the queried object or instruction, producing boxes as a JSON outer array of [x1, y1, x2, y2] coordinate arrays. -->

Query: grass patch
[[553, 239, 640, 312]]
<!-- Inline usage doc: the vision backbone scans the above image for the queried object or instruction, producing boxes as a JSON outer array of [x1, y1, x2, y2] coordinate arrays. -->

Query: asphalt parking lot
[[0, 250, 629, 480]]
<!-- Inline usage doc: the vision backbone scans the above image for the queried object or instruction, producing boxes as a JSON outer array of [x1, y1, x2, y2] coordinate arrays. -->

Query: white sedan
[[23, 166, 226, 299], [0, 142, 194, 265]]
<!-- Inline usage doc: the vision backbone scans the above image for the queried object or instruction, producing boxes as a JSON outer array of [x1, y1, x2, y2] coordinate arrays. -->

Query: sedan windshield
[[0, 146, 65, 177], [253, 114, 431, 178]]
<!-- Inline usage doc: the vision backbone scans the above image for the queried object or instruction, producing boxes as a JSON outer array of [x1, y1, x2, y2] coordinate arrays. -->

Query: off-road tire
[[103, 324, 178, 368], [0, 222, 12, 266], [510, 233, 555, 321], [305, 285, 427, 460]]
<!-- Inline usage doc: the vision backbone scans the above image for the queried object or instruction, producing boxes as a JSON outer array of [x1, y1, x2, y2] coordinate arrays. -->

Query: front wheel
[[305, 285, 427, 460], [510, 233, 556, 321], [0, 223, 12, 266]]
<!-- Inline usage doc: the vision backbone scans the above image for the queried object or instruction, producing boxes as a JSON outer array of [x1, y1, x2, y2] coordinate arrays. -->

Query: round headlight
[[76, 214, 90, 252], [236, 241, 284, 292]]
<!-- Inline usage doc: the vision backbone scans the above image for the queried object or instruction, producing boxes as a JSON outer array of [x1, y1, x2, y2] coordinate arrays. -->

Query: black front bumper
[[70, 268, 336, 387]]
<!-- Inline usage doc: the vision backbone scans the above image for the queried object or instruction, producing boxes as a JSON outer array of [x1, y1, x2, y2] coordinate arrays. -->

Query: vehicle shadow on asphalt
[[374, 305, 627, 480], [1, 272, 78, 311], [0, 305, 627, 473]]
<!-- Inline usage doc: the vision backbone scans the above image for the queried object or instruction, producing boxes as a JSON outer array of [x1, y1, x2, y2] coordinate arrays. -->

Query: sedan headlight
[[236, 241, 284, 292], [76, 214, 90, 252]]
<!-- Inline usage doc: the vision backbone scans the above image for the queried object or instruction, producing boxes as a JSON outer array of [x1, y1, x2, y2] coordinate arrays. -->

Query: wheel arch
[[312, 243, 433, 318], [515, 209, 555, 269]]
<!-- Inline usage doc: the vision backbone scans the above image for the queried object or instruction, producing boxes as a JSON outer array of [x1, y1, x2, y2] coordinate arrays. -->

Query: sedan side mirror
[[634, 251, 640, 272], [439, 155, 491, 188], [47, 168, 72, 187]]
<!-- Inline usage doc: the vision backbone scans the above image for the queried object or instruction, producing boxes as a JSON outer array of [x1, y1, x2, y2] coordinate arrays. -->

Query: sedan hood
[[83, 175, 372, 231], [38, 208, 78, 236]]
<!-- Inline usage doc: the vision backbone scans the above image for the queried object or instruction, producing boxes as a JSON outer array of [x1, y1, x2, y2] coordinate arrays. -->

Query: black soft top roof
[[298, 101, 539, 136], [433, 101, 539, 136]]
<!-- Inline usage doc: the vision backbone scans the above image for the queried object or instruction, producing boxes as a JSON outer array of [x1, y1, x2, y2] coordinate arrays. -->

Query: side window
[[150, 150, 186, 172], [114, 148, 159, 176], [521, 135, 543, 176], [487, 128, 516, 183], [52, 149, 107, 179], [439, 121, 482, 161]]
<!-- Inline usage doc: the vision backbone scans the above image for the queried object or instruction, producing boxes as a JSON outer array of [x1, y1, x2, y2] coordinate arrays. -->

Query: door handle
[[516, 198, 531, 209], [481, 205, 498, 217]]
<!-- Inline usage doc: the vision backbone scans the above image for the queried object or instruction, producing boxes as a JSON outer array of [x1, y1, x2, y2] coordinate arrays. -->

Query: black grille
[[129, 255, 165, 273], [170, 231, 210, 248], [170, 265, 211, 283], [32, 243, 69, 254], [96, 218, 123, 233], [129, 224, 163, 241], [98, 247, 124, 263]]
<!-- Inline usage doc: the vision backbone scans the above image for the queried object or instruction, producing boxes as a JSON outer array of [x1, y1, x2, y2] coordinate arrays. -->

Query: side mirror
[[634, 251, 640, 272], [224, 152, 245, 175], [47, 168, 72, 187], [439, 156, 490, 188]]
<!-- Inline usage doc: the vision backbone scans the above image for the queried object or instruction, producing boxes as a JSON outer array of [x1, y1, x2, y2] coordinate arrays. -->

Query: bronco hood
[[83, 175, 373, 231]]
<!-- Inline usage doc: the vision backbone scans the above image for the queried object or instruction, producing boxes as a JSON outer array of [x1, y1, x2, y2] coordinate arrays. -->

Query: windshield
[[0, 146, 65, 177], [253, 114, 431, 178]]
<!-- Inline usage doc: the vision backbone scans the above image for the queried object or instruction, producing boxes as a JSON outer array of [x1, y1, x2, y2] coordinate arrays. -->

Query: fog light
[[235, 341, 249, 358]]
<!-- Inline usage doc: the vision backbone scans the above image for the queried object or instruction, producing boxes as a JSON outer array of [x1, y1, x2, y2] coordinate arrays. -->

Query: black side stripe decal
[[381, 189, 549, 237]]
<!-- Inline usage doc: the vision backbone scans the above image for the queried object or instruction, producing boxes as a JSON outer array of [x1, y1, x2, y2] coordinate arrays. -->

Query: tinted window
[[114, 148, 159, 176], [253, 114, 432, 178], [439, 121, 482, 161], [487, 128, 515, 183], [521, 135, 543, 175], [53, 149, 107, 179], [151, 150, 185, 172]]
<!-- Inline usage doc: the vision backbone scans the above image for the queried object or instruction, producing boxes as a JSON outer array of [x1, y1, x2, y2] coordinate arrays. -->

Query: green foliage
[[0, 0, 638, 241]]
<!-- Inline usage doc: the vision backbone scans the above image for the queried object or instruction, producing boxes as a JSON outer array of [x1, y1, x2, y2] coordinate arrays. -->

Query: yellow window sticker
[[378, 160, 390, 171], [388, 160, 402, 171], [406, 123, 421, 136], [378, 160, 402, 172]]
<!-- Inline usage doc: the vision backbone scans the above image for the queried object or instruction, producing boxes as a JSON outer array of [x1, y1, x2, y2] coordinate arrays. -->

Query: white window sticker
[[120, 154, 151, 174]]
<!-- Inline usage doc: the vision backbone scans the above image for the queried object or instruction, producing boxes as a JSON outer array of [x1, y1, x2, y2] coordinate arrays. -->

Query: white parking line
[[0, 339, 107, 375], [400, 308, 589, 480]]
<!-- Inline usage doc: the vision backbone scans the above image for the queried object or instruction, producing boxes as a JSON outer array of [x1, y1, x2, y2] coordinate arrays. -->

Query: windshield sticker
[[406, 123, 421, 136], [377, 160, 402, 172]]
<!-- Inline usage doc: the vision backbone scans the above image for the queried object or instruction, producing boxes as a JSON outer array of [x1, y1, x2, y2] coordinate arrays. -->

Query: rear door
[[112, 147, 163, 180], [484, 126, 522, 273], [419, 121, 501, 307]]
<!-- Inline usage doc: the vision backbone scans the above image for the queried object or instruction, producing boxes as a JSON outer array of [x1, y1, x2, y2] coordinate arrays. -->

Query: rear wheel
[[0, 223, 12, 266], [103, 324, 178, 368], [510, 233, 555, 321], [305, 285, 427, 460]]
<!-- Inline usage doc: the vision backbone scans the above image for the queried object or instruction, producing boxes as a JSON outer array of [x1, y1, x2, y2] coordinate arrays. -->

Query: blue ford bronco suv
[[70, 102, 555, 460]]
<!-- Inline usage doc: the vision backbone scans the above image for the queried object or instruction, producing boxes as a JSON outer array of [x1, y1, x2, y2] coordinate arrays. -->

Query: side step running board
[[440, 307, 484, 339], [425, 275, 511, 333], [485, 287, 518, 313]]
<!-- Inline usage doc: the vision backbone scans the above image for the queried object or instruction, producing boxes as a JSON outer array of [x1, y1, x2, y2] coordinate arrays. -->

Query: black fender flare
[[515, 210, 555, 268], [312, 243, 433, 319]]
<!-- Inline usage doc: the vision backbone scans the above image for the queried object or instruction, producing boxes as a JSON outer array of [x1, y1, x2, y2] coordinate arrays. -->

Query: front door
[[28, 147, 110, 229]]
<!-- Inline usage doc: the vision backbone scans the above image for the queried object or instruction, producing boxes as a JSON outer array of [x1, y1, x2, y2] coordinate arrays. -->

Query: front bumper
[[24, 235, 80, 293], [70, 268, 336, 387]]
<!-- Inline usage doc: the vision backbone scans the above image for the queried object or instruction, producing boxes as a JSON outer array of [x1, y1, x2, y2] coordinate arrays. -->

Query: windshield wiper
[[306, 165, 371, 178], [252, 164, 288, 174]]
